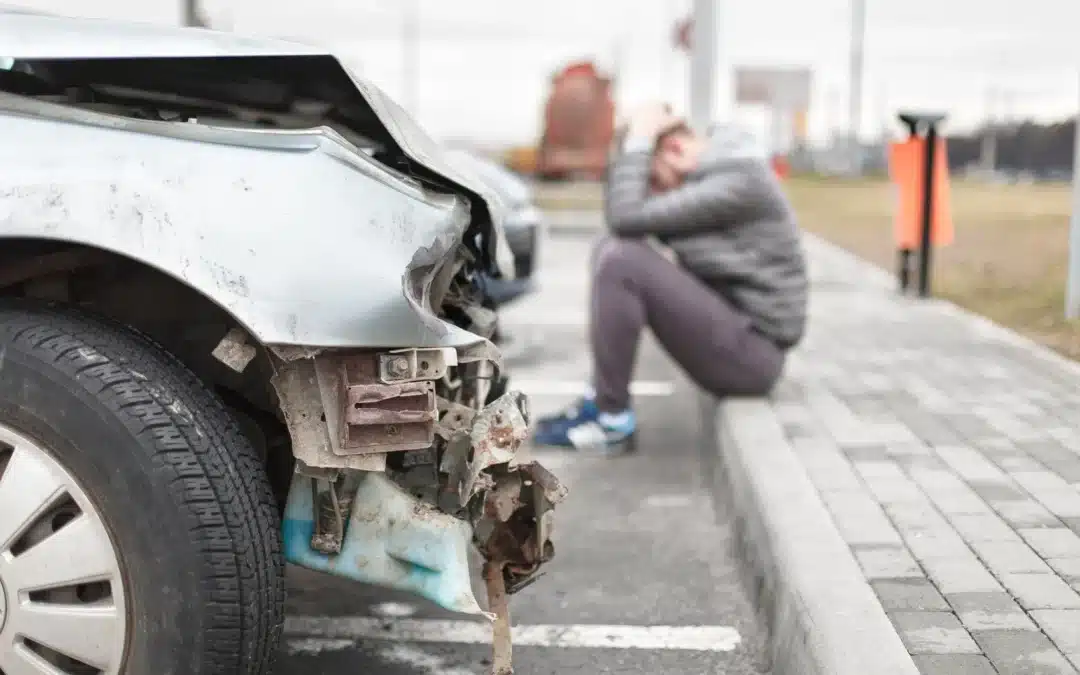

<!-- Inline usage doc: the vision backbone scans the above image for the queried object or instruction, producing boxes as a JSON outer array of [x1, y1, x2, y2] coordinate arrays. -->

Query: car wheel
[[0, 303, 284, 675]]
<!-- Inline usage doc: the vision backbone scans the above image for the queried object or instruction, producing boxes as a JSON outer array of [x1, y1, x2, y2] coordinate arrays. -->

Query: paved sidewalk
[[777, 237, 1080, 674]]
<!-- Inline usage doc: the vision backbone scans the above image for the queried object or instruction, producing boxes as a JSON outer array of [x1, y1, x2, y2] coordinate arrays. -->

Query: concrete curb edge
[[706, 395, 920, 675]]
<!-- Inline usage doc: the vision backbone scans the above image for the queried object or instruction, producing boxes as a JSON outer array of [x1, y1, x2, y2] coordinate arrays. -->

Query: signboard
[[734, 67, 812, 111]]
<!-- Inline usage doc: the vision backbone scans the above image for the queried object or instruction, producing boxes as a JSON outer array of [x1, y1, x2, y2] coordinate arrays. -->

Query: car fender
[[0, 105, 483, 349]]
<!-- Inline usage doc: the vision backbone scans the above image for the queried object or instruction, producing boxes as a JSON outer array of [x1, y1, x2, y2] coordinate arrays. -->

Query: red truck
[[536, 61, 615, 181]]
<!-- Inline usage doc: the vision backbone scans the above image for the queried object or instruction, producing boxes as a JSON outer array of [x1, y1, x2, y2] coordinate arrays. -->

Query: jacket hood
[[693, 123, 769, 176]]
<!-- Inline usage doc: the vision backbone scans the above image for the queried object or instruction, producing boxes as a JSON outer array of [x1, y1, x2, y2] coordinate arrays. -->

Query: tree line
[[945, 118, 1077, 175]]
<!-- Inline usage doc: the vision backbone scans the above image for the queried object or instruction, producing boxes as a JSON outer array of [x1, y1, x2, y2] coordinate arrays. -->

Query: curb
[[705, 395, 919, 675]]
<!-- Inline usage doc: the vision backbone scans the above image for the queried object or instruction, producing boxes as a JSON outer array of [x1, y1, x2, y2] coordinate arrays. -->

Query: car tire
[[0, 302, 284, 675]]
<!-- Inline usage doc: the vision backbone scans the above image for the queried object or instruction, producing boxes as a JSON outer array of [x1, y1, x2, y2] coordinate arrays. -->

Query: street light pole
[[1065, 72, 1080, 318], [689, 0, 718, 133], [848, 0, 866, 175]]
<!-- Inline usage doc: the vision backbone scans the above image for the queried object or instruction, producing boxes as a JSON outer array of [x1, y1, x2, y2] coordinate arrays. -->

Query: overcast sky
[[11, 0, 1080, 146]]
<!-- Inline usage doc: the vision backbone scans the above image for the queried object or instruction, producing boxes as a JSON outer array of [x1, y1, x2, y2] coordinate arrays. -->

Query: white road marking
[[371, 602, 418, 618], [285, 616, 742, 652], [286, 637, 355, 656], [514, 380, 677, 397]]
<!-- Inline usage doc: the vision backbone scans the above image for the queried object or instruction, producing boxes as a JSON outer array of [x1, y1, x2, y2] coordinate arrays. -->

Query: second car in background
[[448, 149, 544, 307]]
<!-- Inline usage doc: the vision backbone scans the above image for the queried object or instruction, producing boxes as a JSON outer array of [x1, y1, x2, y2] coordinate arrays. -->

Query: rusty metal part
[[435, 397, 477, 439], [451, 391, 531, 506], [453, 392, 567, 597], [476, 462, 564, 594], [211, 326, 258, 373], [268, 353, 386, 471], [483, 560, 514, 675], [270, 349, 451, 470], [310, 475, 359, 555], [378, 348, 452, 383], [339, 352, 438, 453]]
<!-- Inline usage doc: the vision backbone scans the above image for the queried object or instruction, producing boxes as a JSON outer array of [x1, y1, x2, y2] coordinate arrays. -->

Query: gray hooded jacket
[[603, 125, 808, 348]]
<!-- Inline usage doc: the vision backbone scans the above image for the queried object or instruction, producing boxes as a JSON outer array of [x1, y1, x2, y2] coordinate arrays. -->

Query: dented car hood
[[0, 8, 515, 279]]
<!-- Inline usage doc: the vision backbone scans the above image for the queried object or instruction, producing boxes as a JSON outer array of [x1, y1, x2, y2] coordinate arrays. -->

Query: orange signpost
[[893, 112, 950, 297]]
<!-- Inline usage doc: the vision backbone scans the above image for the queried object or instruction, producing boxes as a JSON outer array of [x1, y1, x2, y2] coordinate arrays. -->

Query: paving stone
[[1012, 471, 1076, 495], [971, 482, 1027, 502], [993, 500, 1063, 528], [1016, 440, 1080, 466], [1000, 574, 1080, 610], [927, 488, 994, 516], [821, 489, 903, 546], [948, 592, 1039, 631], [887, 441, 935, 458], [896, 454, 948, 471], [1047, 558, 1080, 580], [873, 579, 950, 612], [1020, 528, 1080, 559], [922, 555, 1004, 594], [949, 512, 1025, 543], [798, 441, 864, 491], [1030, 610, 1080, 654], [1046, 462, 1080, 484], [937, 445, 1013, 484], [1069, 654, 1080, 672], [889, 611, 981, 654], [911, 654, 998, 675], [905, 531, 975, 561], [854, 545, 924, 579], [1063, 517, 1080, 536], [968, 540, 1054, 575], [974, 629, 1079, 674], [885, 501, 952, 532], [997, 455, 1049, 473], [1034, 491, 1080, 519], [856, 465, 928, 504], [844, 444, 890, 461]]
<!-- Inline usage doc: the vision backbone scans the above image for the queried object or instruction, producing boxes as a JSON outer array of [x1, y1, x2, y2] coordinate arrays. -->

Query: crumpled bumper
[[279, 385, 566, 616]]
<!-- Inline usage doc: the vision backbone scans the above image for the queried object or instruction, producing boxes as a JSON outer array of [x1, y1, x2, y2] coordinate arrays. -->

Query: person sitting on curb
[[533, 103, 809, 453]]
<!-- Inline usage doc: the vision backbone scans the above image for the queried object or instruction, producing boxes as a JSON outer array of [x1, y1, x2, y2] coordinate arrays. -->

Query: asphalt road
[[277, 231, 767, 675]]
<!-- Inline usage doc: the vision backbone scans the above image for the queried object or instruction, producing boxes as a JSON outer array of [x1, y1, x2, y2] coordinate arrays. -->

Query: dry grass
[[786, 176, 1080, 359]]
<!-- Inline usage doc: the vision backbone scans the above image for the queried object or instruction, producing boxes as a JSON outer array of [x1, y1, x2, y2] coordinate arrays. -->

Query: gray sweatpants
[[590, 236, 786, 412]]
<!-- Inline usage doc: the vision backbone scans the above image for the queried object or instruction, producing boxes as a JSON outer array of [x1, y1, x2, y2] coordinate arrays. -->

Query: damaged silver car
[[0, 9, 563, 675]]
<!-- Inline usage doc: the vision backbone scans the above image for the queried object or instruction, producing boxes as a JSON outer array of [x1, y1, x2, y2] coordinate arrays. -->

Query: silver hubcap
[[0, 426, 127, 675]]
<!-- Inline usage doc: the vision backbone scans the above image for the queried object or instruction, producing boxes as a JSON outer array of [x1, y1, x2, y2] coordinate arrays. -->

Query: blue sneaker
[[533, 398, 637, 454]]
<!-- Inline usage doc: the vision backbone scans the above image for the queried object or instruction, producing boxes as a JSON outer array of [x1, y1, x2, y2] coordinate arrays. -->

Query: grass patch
[[785, 176, 1080, 359]]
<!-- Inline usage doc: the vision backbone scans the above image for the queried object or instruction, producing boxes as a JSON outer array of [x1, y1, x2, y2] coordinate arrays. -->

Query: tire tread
[[0, 302, 284, 674]]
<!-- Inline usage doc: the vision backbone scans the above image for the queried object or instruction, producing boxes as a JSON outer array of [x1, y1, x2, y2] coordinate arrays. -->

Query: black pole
[[917, 124, 937, 297], [898, 249, 912, 291]]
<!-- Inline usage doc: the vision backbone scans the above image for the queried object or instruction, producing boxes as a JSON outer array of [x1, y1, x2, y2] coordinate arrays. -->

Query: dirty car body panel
[[0, 9, 560, 626]]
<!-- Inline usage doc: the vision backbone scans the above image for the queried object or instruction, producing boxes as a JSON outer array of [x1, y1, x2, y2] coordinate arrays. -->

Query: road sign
[[734, 67, 812, 111]]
